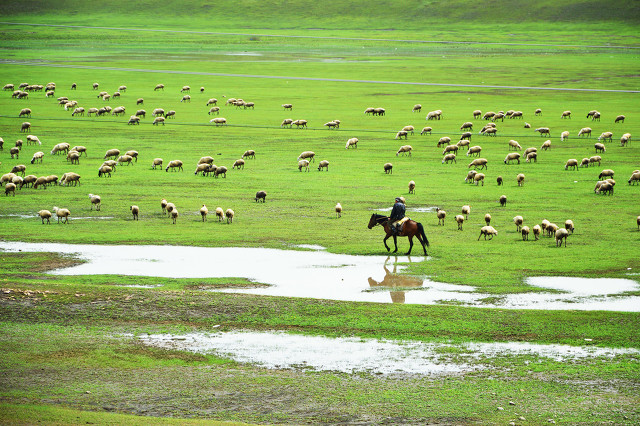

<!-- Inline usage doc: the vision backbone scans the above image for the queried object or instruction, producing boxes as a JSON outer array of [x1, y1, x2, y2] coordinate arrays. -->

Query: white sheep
[[298, 151, 315, 162], [402, 125, 415, 135], [98, 165, 112, 177], [455, 215, 464, 230], [180, 95, 191, 103], [436, 208, 446, 225], [526, 152, 537, 163], [283, 104, 293, 110], [298, 159, 310, 172], [165, 160, 183, 172], [460, 122, 473, 131], [214, 166, 227, 178], [104, 148, 120, 160], [517, 173, 525, 186], [535, 127, 550, 137], [578, 127, 592, 137], [395, 130, 408, 140], [628, 171, 640, 185], [442, 144, 458, 155], [242, 150, 255, 159], [292, 119, 307, 128], [565, 219, 574, 234], [60, 172, 81, 186], [210, 117, 226, 126], [484, 213, 491, 225], [412, 104, 422, 113], [473, 173, 485, 186], [88, 193, 101, 211], [207, 98, 218, 106], [225, 209, 234, 224], [508, 140, 522, 151], [51, 143, 71, 155], [560, 131, 569, 141], [478, 226, 498, 240], [620, 133, 631, 147], [598, 132, 613, 142], [589, 156, 602, 166], [614, 114, 625, 123], [5, 182, 16, 196], [560, 110, 571, 119], [534, 108, 542, 116], [232, 159, 245, 170], [555, 228, 569, 247], [532, 225, 541, 240], [541, 140, 551, 150], [335, 202, 342, 218], [465, 170, 477, 184], [467, 145, 482, 157], [152, 158, 163, 169], [117, 155, 134, 166], [473, 110, 482, 119], [504, 153, 521, 164], [200, 204, 208, 222], [38, 210, 52, 224], [594, 143, 606, 153], [457, 139, 470, 150], [384, 163, 393, 174], [30, 151, 44, 164], [153, 116, 166, 125], [281, 118, 293, 127], [346, 138, 358, 149], [565, 159, 579, 170], [442, 153, 456, 164], [468, 158, 488, 170], [420, 126, 432, 135], [598, 169, 614, 180], [408, 180, 416, 194], [461, 205, 470, 219], [437, 136, 451, 147], [324, 121, 339, 129], [216, 207, 224, 221], [521, 226, 530, 241], [513, 215, 524, 231], [171, 209, 179, 224], [161, 199, 168, 214], [317, 160, 329, 171], [53, 206, 70, 224], [499, 195, 507, 207], [397, 145, 412, 156], [180, 85, 190, 93]]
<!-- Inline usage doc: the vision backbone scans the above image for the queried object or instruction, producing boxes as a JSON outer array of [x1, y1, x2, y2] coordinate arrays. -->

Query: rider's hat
[[395, 197, 402, 202]]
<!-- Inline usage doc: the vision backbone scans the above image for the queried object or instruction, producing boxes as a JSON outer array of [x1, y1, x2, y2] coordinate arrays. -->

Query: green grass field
[[1, 1, 639, 424]]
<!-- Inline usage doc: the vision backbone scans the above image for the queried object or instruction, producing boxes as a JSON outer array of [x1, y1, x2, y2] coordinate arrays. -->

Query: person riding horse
[[389, 197, 406, 235]]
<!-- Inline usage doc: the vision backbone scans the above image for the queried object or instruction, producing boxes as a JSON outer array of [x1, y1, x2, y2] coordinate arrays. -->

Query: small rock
[[547, 419, 556, 424], [85, 390, 91, 394], [584, 338, 593, 342], [497, 407, 504, 411], [519, 416, 525, 421], [509, 423, 515, 426], [509, 401, 515, 406]]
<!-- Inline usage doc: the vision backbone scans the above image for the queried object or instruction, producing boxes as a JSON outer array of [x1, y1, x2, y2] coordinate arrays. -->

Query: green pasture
[[1, 4, 639, 424]]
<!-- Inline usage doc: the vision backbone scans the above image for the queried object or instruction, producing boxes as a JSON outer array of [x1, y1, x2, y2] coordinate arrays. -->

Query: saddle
[[395, 217, 410, 233]]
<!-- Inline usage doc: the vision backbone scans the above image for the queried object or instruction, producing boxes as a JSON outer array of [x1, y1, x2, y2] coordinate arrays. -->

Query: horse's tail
[[417, 222, 430, 247]]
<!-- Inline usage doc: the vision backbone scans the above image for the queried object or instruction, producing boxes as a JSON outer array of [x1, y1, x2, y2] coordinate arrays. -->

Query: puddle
[[0, 215, 114, 220], [138, 331, 640, 376], [376, 207, 437, 213], [0, 242, 638, 311], [119, 284, 163, 289], [292, 244, 327, 251]]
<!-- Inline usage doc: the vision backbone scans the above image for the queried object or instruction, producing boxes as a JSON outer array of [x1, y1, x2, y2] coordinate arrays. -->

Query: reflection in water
[[368, 257, 424, 303]]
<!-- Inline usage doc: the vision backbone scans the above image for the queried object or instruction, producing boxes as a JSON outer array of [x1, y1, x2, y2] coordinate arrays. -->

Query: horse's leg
[[415, 233, 426, 255], [392, 235, 398, 253], [383, 234, 391, 252], [406, 236, 413, 255]]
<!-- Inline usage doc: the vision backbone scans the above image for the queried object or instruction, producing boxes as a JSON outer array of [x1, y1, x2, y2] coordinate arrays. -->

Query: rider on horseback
[[389, 197, 406, 235]]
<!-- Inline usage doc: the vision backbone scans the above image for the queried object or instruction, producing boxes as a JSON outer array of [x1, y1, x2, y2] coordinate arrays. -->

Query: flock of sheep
[[2, 80, 638, 246]]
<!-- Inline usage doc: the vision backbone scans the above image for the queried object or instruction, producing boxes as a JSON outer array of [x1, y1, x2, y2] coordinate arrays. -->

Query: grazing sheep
[[620, 133, 631, 147], [111, 106, 126, 116], [214, 207, 224, 221], [478, 226, 498, 240], [521, 226, 530, 241], [281, 118, 293, 127], [318, 160, 330, 171], [508, 140, 522, 151], [484, 213, 491, 225], [482, 111, 495, 120], [598, 132, 613, 142], [561, 110, 571, 119], [535, 108, 542, 116], [225, 209, 234, 224], [436, 137, 451, 148], [112, 91, 121, 99], [461, 205, 470, 219], [580, 158, 590, 168], [473, 173, 485, 186], [164, 110, 176, 119], [541, 140, 551, 150], [492, 112, 505, 122], [555, 228, 569, 247], [592, 112, 601, 121], [513, 215, 524, 231], [5, 182, 16, 196], [335, 202, 342, 218], [628, 172, 640, 185], [152, 108, 165, 117], [153, 116, 166, 126], [165, 160, 183, 172], [60, 172, 81, 186], [180, 95, 191, 103], [460, 122, 473, 131], [104, 149, 120, 160], [124, 151, 138, 162], [397, 145, 412, 156], [10, 147, 20, 159], [565, 159, 579, 171], [152, 158, 163, 169], [53, 206, 70, 224], [402, 125, 415, 135], [214, 166, 227, 178], [497, 176, 503, 186], [194, 163, 211, 175], [546, 223, 559, 237], [244, 102, 255, 109], [255, 191, 267, 202], [232, 159, 245, 170], [67, 150, 80, 165], [395, 130, 408, 140], [45, 175, 59, 186], [282, 104, 293, 110], [21, 175, 36, 188], [524, 122, 531, 129], [442, 153, 457, 164], [412, 104, 422, 113], [517, 173, 525, 186], [561, 131, 569, 141], [384, 163, 393, 174], [206, 98, 218, 106], [589, 155, 602, 166], [346, 138, 358, 149], [21, 122, 31, 132], [460, 132, 472, 141], [599, 169, 614, 180], [127, 116, 140, 125], [481, 127, 497, 136], [1, 173, 16, 184], [165, 202, 176, 217], [171, 209, 179, 224], [408, 180, 416, 194], [426, 110, 441, 120], [578, 127, 592, 137], [436, 208, 446, 225], [158, 199, 168, 214], [466, 145, 482, 157], [457, 139, 471, 150], [19, 108, 31, 118], [526, 152, 537, 163], [535, 127, 550, 137], [465, 170, 477, 184], [468, 158, 488, 170], [324, 121, 338, 129], [499, 195, 507, 207], [510, 111, 523, 119], [504, 153, 521, 164], [565, 219, 574, 234], [473, 110, 482, 119], [292, 119, 308, 128], [298, 159, 310, 172], [594, 142, 606, 153], [88, 193, 101, 211], [210, 117, 226, 126], [442, 144, 458, 156], [614, 114, 625, 123], [30, 151, 44, 164], [199, 204, 208, 222], [3, 84, 14, 91], [206, 106, 220, 116], [420, 126, 432, 135], [533, 225, 541, 240], [38, 210, 52, 224], [298, 151, 315, 162], [180, 86, 190, 93], [455, 215, 464, 230]]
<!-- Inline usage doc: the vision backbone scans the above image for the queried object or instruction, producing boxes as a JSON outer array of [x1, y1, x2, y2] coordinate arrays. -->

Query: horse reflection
[[367, 258, 424, 303]]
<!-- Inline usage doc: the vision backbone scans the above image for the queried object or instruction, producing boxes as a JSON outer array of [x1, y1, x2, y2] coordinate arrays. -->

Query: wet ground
[[1, 241, 639, 311]]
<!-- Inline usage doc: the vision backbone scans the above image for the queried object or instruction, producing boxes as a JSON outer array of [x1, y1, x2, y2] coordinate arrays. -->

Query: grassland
[[1, 2, 639, 424]]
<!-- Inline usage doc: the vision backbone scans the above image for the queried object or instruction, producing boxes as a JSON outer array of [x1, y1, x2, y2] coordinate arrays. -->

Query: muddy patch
[[138, 331, 640, 376]]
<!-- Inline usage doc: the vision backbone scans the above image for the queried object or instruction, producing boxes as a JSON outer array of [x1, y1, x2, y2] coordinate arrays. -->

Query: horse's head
[[368, 213, 387, 229], [367, 213, 377, 229]]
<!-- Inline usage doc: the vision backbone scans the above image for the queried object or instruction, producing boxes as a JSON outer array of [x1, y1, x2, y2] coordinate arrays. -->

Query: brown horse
[[368, 214, 429, 255]]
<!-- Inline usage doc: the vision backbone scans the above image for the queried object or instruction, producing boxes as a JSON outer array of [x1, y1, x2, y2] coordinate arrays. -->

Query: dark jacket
[[389, 202, 406, 222]]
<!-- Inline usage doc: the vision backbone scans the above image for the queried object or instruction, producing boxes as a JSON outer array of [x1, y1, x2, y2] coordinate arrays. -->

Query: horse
[[368, 213, 429, 256]]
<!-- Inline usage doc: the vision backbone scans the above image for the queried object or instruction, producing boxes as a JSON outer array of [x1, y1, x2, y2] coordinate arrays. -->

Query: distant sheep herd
[[1, 81, 638, 245]]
